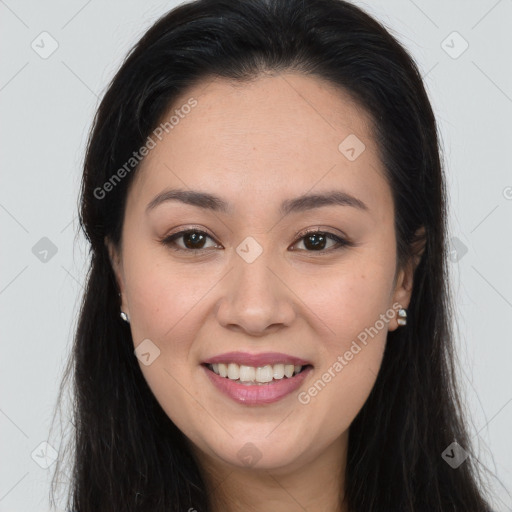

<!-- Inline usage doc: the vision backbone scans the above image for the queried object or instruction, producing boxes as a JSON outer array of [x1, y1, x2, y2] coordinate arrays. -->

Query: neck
[[193, 432, 349, 512]]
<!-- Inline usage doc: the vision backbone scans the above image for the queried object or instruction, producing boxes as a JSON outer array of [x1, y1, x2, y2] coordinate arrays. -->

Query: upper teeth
[[210, 363, 303, 383]]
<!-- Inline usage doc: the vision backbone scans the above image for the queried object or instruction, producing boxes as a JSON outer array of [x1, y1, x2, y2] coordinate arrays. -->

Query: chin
[[196, 433, 310, 472]]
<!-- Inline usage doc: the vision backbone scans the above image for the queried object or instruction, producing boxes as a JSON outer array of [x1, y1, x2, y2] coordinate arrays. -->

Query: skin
[[107, 72, 422, 511]]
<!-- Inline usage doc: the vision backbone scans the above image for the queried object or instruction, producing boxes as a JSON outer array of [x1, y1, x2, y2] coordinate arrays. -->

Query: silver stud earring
[[397, 308, 407, 326], [120, 311, 130, 323]]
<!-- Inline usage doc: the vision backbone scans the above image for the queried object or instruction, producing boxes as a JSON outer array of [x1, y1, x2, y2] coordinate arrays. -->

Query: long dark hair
[[50, 0, 496, 510]]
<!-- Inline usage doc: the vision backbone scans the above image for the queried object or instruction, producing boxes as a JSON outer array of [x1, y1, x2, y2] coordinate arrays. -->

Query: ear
[[389, 226, 426, 331], [105, 236, 129, 316]]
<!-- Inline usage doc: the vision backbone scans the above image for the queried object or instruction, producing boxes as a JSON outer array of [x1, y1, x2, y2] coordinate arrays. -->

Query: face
[[107, 72, 415, 474]]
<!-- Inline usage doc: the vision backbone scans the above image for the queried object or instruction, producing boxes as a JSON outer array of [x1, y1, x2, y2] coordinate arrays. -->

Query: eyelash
[[160, 227, 352, 254]]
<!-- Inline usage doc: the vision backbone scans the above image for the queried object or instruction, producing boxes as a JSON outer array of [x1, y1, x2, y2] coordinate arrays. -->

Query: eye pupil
[[184, 231, 206, 249], [304, 233, 326, 250]]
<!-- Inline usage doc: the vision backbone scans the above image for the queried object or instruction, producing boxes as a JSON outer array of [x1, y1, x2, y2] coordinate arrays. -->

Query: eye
[[290, 229, 351, 252], [160, 227, 351, 254], [161, 229, 221, 252]]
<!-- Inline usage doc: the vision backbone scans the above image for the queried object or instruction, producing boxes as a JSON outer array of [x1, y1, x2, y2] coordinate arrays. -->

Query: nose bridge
[[234, 239, 276, 297], [215, 236, 295, 334]]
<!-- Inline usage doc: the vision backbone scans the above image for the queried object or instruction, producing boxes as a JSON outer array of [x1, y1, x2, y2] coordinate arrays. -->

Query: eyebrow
[[145, 188, 369, 215]]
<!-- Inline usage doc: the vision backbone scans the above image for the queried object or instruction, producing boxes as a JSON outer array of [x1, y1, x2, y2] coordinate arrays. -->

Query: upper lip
[[203, 351, 312, 367]]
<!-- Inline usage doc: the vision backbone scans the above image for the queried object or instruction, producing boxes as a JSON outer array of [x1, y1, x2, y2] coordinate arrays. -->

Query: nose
[[215, 246, 296, 336]]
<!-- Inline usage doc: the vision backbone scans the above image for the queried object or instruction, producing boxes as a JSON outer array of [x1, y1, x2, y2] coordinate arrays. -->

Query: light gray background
[[1, 0, 511, 510]]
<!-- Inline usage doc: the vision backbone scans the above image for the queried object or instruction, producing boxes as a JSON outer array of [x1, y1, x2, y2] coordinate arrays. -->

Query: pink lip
[[202, 364, 313, 405], [203, 351, 311, 367]]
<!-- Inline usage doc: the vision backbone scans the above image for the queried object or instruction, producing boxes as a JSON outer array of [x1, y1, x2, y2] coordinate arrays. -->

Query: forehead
[[128, 72, 391, 218]]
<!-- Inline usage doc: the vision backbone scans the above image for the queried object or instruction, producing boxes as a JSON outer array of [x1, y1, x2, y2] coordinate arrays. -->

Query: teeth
[[209, 362, 305, 383], [218, 363, 228, 377], [227, 363, 239, 380], [239, 365, 256, 382], [256, 365, 273, 383], [273, 364, 285, 379]]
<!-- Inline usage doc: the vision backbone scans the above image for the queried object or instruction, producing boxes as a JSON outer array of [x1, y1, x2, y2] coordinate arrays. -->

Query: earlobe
[[389, 268, 412, 332], [389, 226, 426, 331]]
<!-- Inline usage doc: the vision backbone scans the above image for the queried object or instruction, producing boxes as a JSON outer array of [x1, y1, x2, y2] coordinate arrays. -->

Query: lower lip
[[202, 365, 313, 405]]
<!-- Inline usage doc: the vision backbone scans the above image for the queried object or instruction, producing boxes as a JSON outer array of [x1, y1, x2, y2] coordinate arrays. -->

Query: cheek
[[291, 258, 394, 427], [292, 256, 395, 345], [121, 249, 210, 429], [123, 248, 218, 344]]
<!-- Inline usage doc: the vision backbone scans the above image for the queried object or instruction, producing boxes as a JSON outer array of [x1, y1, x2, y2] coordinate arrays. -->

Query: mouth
[[201, 352, 314, 405]]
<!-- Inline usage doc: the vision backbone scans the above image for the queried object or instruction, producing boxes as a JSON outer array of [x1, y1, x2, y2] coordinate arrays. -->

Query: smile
[[207, 362, 307, 384], [201, 352, 313, 405]]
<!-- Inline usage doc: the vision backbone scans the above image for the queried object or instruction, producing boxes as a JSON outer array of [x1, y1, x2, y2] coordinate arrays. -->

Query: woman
[[50, 0, 497, 510]]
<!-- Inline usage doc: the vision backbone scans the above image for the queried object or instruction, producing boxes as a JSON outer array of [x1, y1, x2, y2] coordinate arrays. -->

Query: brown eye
[[181, 231, 207, 249], [161, 230, 220, 251], [291, 230, 350, 252], [161, 228, 350, 254]]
